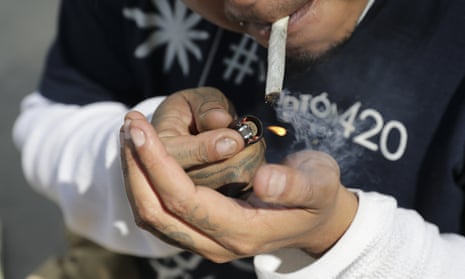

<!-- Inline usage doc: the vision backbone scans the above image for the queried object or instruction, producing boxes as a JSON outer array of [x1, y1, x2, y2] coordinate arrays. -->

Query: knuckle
[[165, 199, 190, 217], [205, 253, 234, 264], [134, 215, 149, 230], [191, 142, 210, 164], [226, 238, 260, 257], [134, 203, 160, 228]]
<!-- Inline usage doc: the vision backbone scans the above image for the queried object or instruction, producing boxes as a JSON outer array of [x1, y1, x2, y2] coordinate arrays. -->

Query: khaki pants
[[26, 230, 154, 279]]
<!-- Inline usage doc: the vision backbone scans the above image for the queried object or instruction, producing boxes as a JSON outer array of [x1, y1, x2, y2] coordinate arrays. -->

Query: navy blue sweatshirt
[[37, 0, 465, 277]]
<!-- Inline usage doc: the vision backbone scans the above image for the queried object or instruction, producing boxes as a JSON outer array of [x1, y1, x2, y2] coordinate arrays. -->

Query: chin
[[286, 45, 328, 64], [287, 31, 353, 65]]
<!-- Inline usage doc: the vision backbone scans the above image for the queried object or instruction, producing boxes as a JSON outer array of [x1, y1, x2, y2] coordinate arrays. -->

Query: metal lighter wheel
[[229, 115, 263, 146]]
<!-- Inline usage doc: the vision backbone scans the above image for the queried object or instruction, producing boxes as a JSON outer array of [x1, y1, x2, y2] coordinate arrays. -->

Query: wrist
[[304, 186, 359, 257]]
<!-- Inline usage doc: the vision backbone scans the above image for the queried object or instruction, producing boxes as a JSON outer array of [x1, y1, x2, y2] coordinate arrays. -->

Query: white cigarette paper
[[265, 16, 289, 104]]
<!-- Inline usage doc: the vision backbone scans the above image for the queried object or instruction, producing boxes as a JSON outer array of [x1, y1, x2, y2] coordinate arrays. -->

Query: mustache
[[224, 0, 309, 24]]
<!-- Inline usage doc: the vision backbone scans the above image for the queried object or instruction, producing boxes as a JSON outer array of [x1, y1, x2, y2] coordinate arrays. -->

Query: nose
[[225, 0, 258, 20], [225, 0, 289, 24], [226, 0, 257, 9]]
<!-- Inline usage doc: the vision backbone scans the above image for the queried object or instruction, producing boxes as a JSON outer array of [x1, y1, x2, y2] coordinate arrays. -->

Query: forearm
[[254, 190, 465, 278], [12, 92, 179, 258]]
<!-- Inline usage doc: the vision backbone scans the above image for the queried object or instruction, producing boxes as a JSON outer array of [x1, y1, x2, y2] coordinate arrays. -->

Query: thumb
[[253, 151, 341, 208]]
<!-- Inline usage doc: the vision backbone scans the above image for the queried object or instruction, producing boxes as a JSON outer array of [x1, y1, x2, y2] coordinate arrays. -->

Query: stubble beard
[[286, 28, 355, 71]]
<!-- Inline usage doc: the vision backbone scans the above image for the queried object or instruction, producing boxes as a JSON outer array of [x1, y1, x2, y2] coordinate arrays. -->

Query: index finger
[[152, 87, 236, 137]]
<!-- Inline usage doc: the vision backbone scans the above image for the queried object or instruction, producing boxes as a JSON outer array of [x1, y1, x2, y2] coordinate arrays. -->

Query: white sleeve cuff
[[254, 190, 465, 279], [254, 190, 389, 279]]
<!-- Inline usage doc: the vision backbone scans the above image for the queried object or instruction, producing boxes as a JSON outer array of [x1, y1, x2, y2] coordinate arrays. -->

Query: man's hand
[[120, 111, 358, 261], [149, 87, 265, 195]]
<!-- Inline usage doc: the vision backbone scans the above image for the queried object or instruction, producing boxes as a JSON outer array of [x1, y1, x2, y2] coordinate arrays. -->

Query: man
[[121, 0, 465, 277], [14, 0, 465, 278]]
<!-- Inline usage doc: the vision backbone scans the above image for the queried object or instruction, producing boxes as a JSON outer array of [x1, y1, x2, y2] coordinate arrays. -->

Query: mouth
[[244, 0, 318, 43], [288, 0, 317, 32]]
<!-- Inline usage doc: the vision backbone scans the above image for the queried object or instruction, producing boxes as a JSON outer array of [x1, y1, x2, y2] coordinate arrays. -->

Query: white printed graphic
[[149, 253, 252, 279], [123, 0, 209, 75], [223, 36, 260, 84], [149, 254, 205, 279], [276, 91, 408, 163]]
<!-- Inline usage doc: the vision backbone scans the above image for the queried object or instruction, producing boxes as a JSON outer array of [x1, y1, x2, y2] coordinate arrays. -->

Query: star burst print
[[123, 0, 209, 75]]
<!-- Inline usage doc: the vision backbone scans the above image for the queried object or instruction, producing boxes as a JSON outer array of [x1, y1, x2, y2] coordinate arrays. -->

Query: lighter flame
[[267, 126, 287, 136]]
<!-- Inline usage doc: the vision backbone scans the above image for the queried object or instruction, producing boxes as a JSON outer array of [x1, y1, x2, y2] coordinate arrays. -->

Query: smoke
[[274, 90, 369, 183]]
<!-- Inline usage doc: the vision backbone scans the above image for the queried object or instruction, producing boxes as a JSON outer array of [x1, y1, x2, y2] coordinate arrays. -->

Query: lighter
[[229, 115, 263, 146]]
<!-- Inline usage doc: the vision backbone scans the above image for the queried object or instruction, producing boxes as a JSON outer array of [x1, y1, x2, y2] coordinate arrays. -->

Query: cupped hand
[[151, 87, 241, 167], [120, 112, 358, 262]]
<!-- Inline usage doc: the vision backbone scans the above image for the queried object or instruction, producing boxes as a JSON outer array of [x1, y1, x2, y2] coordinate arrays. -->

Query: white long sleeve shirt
[[13, 93, 465, 278]]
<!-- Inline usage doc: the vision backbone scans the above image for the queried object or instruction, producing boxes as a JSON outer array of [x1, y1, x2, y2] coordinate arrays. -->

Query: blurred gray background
[[0, 0, 66, 278]]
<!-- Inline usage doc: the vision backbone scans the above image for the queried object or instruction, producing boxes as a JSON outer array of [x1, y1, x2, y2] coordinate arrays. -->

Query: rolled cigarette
[[265, 16, 289, 104]]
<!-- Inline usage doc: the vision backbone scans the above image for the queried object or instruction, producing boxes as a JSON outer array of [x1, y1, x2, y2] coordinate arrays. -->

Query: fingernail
[[123, 119, 146, 147], [130, 128, 146, 147], [123, 119, 132, 140], [266, 170, 286, 197], [215, 138, 237, 157]]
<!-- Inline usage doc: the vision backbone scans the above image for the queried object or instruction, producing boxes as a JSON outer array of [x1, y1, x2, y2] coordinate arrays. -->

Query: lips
[[242, 0, 317, 44], [288, 0, 318, 33]]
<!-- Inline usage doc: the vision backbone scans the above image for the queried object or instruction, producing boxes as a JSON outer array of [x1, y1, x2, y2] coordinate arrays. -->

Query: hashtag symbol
[[223, 36, 259, 84]]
